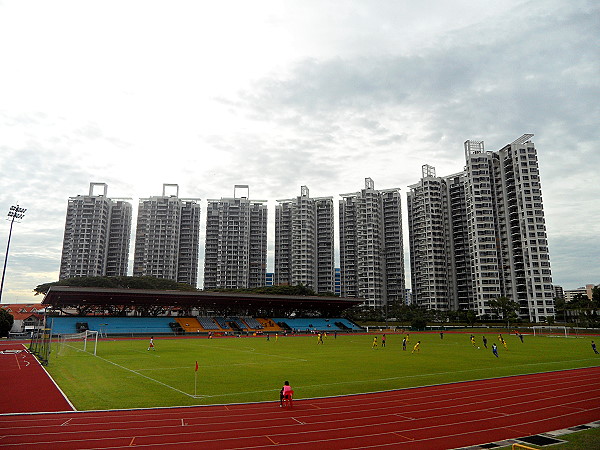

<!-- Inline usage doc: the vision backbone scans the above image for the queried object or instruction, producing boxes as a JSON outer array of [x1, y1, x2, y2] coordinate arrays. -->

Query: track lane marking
[[2, 397, 597, 446], [0, 383, 598, 436], [393, 431, 414, 440], [2, 366, 593, 446], [265, 435, 278, 445]]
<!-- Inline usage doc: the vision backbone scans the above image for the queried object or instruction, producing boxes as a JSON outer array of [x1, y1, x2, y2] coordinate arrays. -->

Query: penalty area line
[[92, 354, 197, 398]]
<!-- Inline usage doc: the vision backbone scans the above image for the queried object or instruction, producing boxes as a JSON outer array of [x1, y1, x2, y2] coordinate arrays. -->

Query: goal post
[[58, 330, 99, 356], [532, 326, 568, 338]]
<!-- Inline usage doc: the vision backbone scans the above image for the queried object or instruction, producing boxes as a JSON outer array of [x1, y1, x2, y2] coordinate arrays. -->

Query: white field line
[[91, 354, 195, 398], [192, 343, 309, 362], [135, 356, 599, 399], [269, 357, 599, 393]]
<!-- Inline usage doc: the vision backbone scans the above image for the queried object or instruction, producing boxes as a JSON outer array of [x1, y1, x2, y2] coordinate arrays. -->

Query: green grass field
[[46, 331, 600, 411]]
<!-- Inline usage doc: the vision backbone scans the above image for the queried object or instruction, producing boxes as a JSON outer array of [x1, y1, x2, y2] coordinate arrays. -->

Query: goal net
[[58, 330, 99, 356], [532, 326, 568, 338]]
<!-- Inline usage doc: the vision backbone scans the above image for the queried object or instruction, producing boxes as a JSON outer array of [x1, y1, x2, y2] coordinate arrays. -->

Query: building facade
[[407, 134, 554, 322], [564, 284, 596, 302], [203, 185, 268, 289], [339, 178, 405, 308], [274, 186, 335, 293], [133, 184, 201, 286], [59, 183, 132, 279], [407, 166, 473, 311]]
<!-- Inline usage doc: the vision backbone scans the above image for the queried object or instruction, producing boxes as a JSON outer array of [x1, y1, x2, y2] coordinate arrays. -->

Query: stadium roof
[[41, 286, 363, 316]]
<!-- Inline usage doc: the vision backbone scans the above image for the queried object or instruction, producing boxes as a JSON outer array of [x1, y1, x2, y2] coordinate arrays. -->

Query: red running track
[[0, 343, 73, 414], [0, 344, 598, 449]]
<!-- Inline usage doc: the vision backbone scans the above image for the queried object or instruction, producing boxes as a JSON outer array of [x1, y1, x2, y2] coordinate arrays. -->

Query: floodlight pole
[[0, 204, 27, 304]]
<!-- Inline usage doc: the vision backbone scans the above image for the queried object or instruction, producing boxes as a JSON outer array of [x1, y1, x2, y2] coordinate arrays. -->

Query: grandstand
[[48, 316, 174, 335], [40, 286, 363, 337], [47, 315, 359, 336], [273, 317, 363, 332]]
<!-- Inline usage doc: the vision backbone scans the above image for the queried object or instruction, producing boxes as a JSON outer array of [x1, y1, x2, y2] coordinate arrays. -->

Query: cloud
[[0, 0, 598, 301]]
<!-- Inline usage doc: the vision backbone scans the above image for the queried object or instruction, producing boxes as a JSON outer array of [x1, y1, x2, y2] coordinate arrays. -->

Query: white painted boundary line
[[92, 354, 196, 398], [2, 364, 598, 419]]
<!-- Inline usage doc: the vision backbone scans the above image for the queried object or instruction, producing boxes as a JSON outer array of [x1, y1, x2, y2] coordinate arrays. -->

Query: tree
[[554, 297, 567, 323], [0, 309, 14, 337], [568, 293, 599, 328], [489, 296, 519, 328], [34, 276, 198, 296], [593, 285, 600, 303], [466, 310, 477, 327]]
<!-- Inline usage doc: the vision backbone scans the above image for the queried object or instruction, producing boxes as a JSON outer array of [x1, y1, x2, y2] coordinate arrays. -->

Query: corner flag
[[194, 360, 199, 396]]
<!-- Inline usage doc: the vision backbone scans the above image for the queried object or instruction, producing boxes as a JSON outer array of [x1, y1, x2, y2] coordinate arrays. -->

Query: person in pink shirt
[[280, 380, 293, 407]]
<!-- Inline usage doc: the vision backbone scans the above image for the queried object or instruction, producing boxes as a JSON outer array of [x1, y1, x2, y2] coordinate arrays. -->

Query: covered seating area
[[41, 287, 364, 336]]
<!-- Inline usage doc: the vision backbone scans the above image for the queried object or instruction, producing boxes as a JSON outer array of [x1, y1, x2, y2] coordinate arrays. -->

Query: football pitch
[[46, 332, 600, 411]]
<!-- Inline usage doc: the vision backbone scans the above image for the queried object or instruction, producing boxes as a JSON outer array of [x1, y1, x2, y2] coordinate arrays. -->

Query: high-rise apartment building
[[133, 184, 201, 286], [407, 134, 554, 322], [407, 166, 472, 311], [59, 183, 132, 279], [339, 178, 405, 308], [274, 186, 334, 293], [203, 185, 268, 289]]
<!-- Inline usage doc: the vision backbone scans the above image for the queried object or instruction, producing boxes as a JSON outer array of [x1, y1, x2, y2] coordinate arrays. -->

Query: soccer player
[[482, 335, 488, 348], [518, 332, 524, 343], [592, 341, 599, 354], [381, 334, 386, 347], [411, 341, 421, 353], [440, 331, 444, 339], [372, 336, 378, 349], [402, 336, 407, 351], [317, 333, 324, 345], [492, 343, 499, 357], [147, 336, 155, 351], [470, 335, 476, 347]]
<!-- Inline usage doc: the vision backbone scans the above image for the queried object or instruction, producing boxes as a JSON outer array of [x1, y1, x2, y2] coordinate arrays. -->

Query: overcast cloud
[[0, 0, 598, 303]]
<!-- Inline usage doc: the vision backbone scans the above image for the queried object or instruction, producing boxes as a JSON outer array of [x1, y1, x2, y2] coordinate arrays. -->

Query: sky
[[0, 0, 598, 303]]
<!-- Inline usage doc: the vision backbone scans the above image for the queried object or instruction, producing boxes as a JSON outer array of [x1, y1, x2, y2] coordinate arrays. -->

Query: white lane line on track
[[2, 384, 598, 443], [6, 397, 597, 449]]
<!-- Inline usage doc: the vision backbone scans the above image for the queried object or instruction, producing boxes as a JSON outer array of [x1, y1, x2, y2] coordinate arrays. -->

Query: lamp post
[[0, 204, 27, 303]]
